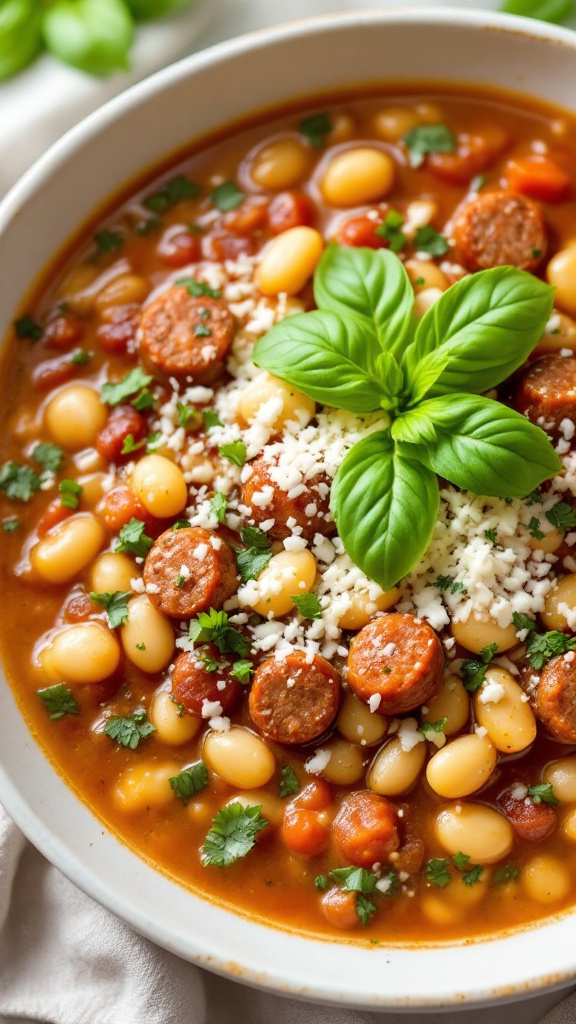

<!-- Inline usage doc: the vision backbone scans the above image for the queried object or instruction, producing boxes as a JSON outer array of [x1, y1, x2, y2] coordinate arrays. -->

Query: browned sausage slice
[[143, 526, 238, 618], [172, 644, 242, 715], [498, 778, 557, 842], [513, 354, 576, 435], [534, 653, 576, 744], [249, 650, 340, 744], [139, 285, 234, 382], [241, 454, 334, 541], [451, 190, 547, 272], [346, 613, 444, 715]]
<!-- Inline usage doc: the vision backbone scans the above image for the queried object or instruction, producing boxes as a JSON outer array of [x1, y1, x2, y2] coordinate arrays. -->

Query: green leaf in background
[[500, 0, 576, 24], [42, 0, 135, 76], [124, 0, 192, 19], [0, 0, 43, 81]]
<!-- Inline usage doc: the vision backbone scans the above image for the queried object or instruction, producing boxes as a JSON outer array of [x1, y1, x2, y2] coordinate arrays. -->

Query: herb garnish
[[37, 683, 79, 720], [420, 717, 447, 739], [512, 612, 576, 670], [201, 802, 268, 866], [219, 440, 247, 467], [426, 858, 451, 888], [545, 501, 576, 530], [299, 111, 332, 148], [500, 0, 575, 25], [203, 409, 224, 431], [115, 518, 153, 558], [59, 479, 82, 509], [33, 443, 64, 473], [101, 367, 152, 406], [292, 593, 323, 619], [169, 761, 209, 805], [528, 782, 559, 806], [279, 765, 300, 797], [144, 176, 199, 214], [211, 181, 244, 212], [414, 225, 450, 257], [433, 574, 467, 595], [461, 643, 498, 692], [90, 590, 131, 629], [375, 210, 406, 253], [234, 526, 272, 583], [188, 609, 250, 657], [14, 315, 42, 340], [494, 864, 520, 885], [0, 462, 41, 502], [176, 277, 222, 300], [209, 491, 228, 524], [94, 230, 124, 255], [252, 246, 559, 590], [230, 659, 254, 685], [103, 709, 155, 749], [402, 124, 457, 168]]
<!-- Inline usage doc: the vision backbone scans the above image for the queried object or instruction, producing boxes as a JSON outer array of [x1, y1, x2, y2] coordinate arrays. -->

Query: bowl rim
[[2, 5, 576, 1010]]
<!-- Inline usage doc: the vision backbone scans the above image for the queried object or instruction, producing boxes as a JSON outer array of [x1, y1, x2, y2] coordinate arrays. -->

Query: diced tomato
[[96, 304, 140, 355], [96, 405, 147, 462], [334, 214, 387, 249], [36, 499, 74, 537], [224, 198, 269, 235], [64, 592, 95, 623], [267, 192, 315, 234], [202, 232, 258, 262], [296, 780, 333, 811], [157, 227, 202, 267], [33, 357, 76, 391], [43, 313, 84, 350], [428, 125, 509, 185], [100, 486, 151, 533], [281, 805, 331, 856], [505, 155, 572, 204]]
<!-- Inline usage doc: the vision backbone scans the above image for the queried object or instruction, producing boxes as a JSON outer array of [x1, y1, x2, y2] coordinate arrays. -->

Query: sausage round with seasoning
[[248, 650, 340, 744], [143, 526, 238, 618], [451, 190, 547, 272], [533, 653, 576, 744], [332, 790, 400, 868], [241, 454, 334, 541], [346, 613, 444, 715], [513, 354, 576, 435], [171, 644, 242, 716], [139, 285, 234, 383], [498, 778, 557, 843]]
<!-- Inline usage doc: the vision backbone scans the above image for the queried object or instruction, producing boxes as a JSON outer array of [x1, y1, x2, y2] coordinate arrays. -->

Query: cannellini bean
[[473, 667, 537, 754], [256, 226, 324, 296], [326, 112, 356, 144], [373, 105, 419, 141], [547, 244, 576, 316], [413, 287, 443, 318], [337, 586, 400, 630], [451, 615, 519, 655], [542, 574, 576, 631], [534, 311, 576, 356], [150, 690, 201, 746], [320, 147, 395, 206], [526, 526, 564, 554], [236, 372, 315, 431], [113, 763, 177, 813], [426, 734, 497, 798], [368, 737, 427, 797], [250, 136, 311, 190], [49, 621, 120, 683], [203, 727, 276, 788], [543, 757, 576, 803], [94, 273, 149, 313], [131, 454, 188, 518], [226, 791, 283, 827], [318, 739, 365, 785], [422, 869, 489, 925], [120, 594, 174, 673], [337, 690, 388, 746], [44, 385, 107, 450], [89, 551, 138, 595], [561, 807, 576, 842], [522, 855, 571, 904], [249, 549, 317, 618], [405, 259, 449, 293], [423, 675, 469, 737], [434, 803, 514, 864], [31, 513, 105, 584]]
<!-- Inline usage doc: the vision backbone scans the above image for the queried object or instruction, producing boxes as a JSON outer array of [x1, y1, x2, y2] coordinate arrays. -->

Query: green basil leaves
[[252, 246, 560, 590]]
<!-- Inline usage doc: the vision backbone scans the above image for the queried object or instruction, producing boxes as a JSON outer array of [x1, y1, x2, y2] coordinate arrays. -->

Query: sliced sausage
[[248, 650, 340, 745], [498, 778, 557, 843], [332, 790, 400, 868], [513, 354, 576, 436], [451, 190, 547, 272], [346, 613, 444, 715], [172, 643, 242, 716], [97, 303, 140, 355], [534, 653, 576, 744], [143, 526, 238, 618], [139, 285, 234, 383], [96, 405, 147, 462], [241, 455, 334, 541]]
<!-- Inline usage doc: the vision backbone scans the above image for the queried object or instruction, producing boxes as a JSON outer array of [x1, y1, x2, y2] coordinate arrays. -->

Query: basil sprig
[[253, 247, 560, 590]]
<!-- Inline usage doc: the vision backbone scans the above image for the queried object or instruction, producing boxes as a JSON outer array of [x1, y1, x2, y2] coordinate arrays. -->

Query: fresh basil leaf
[[313, 246, 414, 358], [330, 431, 439, 590], [391, 407, 437, 445], [253, 310, 389, 414], [400, 348, 451, 406], [400, 395, 562, 497], [500, 0, 575, 24], [402, 267, 555, 401]]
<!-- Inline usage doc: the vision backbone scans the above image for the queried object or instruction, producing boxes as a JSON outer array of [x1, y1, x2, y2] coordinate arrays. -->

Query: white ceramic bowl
[[2, 8, 576, 1011]]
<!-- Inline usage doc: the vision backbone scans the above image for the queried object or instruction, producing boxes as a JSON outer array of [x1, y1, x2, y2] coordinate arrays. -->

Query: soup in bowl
[[2, 8, 576, 1010]]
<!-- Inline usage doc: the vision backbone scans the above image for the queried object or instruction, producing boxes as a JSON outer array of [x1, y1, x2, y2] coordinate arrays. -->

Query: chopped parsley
[[37, 683, 79, 720], [230, 659, 254, 685], [402, 123, 457, 168], [2, 516, 20, 532], [188, 608, 250, 657], [462, 865, 484, 886], [201, 802, 268, 866], [461, 643, 498, 692], [524, 489, 543, 506], [240, 526, 270, 550], [194, 323, 212, 338], [433, 574, 467, 595], [512, 612, 535, 634], [291, 593, 322, 620], [519, 618, 576, 670], [528, 782, 559, 806], [356, 894, 377, 926], [135, 642, 146, 651], [494, 864, 520, 885], [426, 858, 451, 888], [330, 866, 378, 894], [144, 176, 200, 213], [171, 518, 191, 530], [375, 209, 406, 253], [209, 491, 228, 524], [470, 173, 486, 192], [131, 388, 155, 412], [218, 440, 247, 467], [175, 277, 222, 299], [145, 432, 162, 452], [420, 717, 447, 738], [279, 764, 300, 798], [101, 367, 153, 406], [59, 479, 82, 509], [103, 709, 156, 749], [33, 442, 64, 473], [115, 518, 153, 559], [211, 181, 245, 212], [0, 462, 41, 502], [14, 314, 42, 340], [120, 434, 146, 456], [203, 409, 224, 431], [299, 111, 332, 148], [314, 874, 329, 891], [453, 851, 470, 871], [484, 528, 499, 545], [169, 761, 209, 805], [545, 501, 576, 531], [176, 402, 199, 429], [234, 546, 272, 584], [527, 517, 545, 540], [94, 229, 124, 254], [90, 590, 131, 629], [414, 225, 450, 257]]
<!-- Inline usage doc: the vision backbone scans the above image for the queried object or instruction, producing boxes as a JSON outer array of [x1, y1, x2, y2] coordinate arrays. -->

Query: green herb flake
[[176, 402, 199, 429], [94, 230, 124, 255], [145, 432, 162, 452], [433, 574, 467, 595], [219, 440, 247, 467], [426, 858, 452, 888], [203, 409, 224, 431], [524, 489, 543, 506], [356, 894, 377, 926], [144, 176, 200, 213], [420, 717, 447, 738], [299, 111, 332, 148], [194, 323, 212, 338], [330, 866, 378, 895], [528, 782, 559, 806], [59, 479, 82, 509], [37, 683, 79, 720], [240, 526, 270, 550], [209, 491, 228, 525], [103, 709, 156, 749], [292, 593, 323, 619], [175, 277, 222, 299], [375, 209, 406, 253], [461, 642, 499, 692], [211, 181, 245, 212], [115, 518, 153, 559], [0, 462, 41, 503], [527, 516, 545, 540], [462, 864, 484, 886], [131, 388, 156, 412], [90, 590, 131, 629], [314, 875, 329, 891], [494, 863, 520, 885], [234, 546, 272, 584], [201, 802, 268, 866], [188, 608, 250, 657], [230, 659, 254, 685], [484, 528, 499, 545], [70, 349, 91, 366], [2, 516, 20, 533], [32, 443, 64, 473], [169, 761, 209, 805], [525, 629, 576, 671], [414, 225, 450, 257], [101, 367, 153, 406], [120, 434, 146, 456], [512, 611, 536, 635], [135, 642, 146, 651], [545, 501, 576, 530], [279, 764, 300, 798], [14, 315, 42, 341], [171, 518, 191, 530], [402, 123, 457, 168], [453, 851, 470, 871]]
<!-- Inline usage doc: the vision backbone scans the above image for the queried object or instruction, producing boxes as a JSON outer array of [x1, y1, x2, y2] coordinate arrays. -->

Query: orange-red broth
[[2, 89, 576, 942]]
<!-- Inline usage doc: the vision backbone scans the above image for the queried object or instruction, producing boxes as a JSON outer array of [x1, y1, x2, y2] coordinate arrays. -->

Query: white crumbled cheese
[[201, 699, 224, 719], [375, 876, 395, 894], [397, 718, 425, 752], [478, 679, 506, 705], [558, 602, 576, 630], [368, 694, 382, 714], [382, 642, 397, 658], [283, 536, 308, 552], [560, 348, 573, 358], [510, 783, 528, 801], [130, 577, 145, 594], [565, 650, 576, 663], [560, 418, 576, 442], [305, 749, 332, 775], [193, 543, 209, 561], [474, 725, 488, 738], [208, 716, 231, 732]]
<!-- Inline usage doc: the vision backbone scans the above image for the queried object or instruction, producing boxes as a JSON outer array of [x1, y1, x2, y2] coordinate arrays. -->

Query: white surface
[[2, 3, 576, 1022]]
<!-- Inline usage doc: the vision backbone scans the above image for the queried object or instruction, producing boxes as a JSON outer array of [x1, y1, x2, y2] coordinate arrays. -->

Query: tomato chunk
[[505, 155, 571, 204], [332, 791, 399, 868]]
